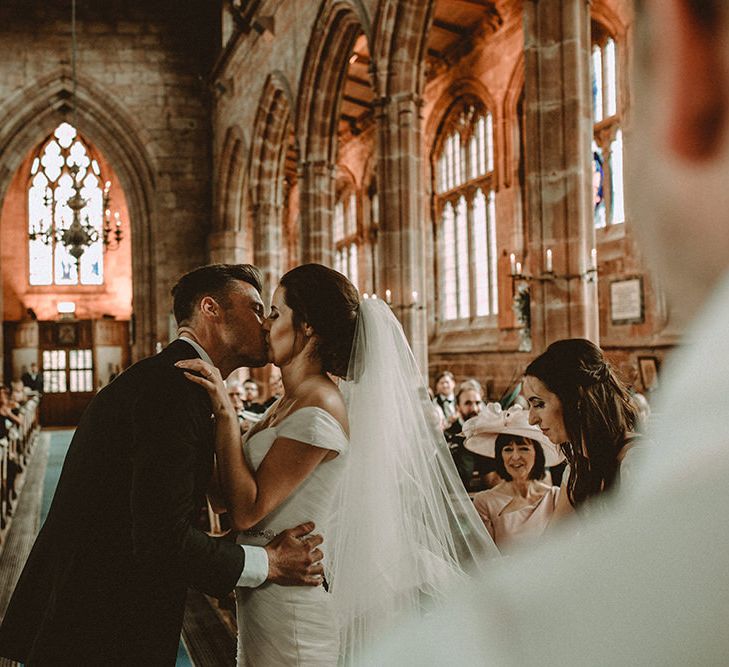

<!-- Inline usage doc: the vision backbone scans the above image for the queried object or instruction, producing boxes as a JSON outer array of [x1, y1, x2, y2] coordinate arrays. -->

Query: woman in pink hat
[[464, 403, 563, 553]]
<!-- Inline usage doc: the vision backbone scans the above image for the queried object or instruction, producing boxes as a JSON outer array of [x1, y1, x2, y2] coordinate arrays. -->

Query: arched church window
[[434, 99, 498, 322], [333, 191, 359, 289], [591, 26, 624, 228], [27, 122, 109, 285]]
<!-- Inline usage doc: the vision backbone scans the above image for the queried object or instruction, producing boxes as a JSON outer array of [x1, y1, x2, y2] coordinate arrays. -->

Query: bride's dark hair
[[279, 264, 359, 378]]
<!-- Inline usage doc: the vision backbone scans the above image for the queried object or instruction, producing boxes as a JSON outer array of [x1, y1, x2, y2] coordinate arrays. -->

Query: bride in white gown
[[179, 264, 498, 666]]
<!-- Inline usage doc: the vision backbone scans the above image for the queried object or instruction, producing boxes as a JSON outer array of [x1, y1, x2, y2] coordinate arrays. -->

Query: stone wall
[[210, 0, 672, 399], [0, 0, 219, 359]]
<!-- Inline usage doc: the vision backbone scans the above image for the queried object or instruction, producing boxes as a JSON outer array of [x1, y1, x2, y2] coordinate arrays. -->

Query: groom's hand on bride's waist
[[264, 521, 325, 586]]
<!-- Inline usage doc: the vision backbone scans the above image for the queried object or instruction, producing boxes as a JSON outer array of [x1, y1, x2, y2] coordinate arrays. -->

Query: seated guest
[[464, 403, 563, 553], [261, 368, 283, 409], [10, 381, 27, 406], [432, 371, 457, 427], [242, 378, 266, 414], [21, 362, 42, 393], [0, 388, 22, 427], [225, 380, 245, 414], [523, 338, 641, 521], [445, 383, 495, 492]]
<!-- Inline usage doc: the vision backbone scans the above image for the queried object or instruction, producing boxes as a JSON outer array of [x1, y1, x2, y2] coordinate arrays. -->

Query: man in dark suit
[[21, 362, 43, 393], [445, 382, 496, 492], [0, 264, 323, 665]]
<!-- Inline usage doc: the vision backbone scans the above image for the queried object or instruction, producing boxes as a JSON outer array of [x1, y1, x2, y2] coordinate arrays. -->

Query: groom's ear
[[199, 295, 221, 320]]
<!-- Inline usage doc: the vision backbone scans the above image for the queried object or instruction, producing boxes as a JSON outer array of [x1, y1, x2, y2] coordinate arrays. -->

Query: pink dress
[[473, 486, 560, 553]]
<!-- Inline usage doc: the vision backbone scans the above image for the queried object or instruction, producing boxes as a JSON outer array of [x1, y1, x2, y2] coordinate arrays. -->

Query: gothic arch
[[590, 2, 631, 119], [249, 71, 296, 208], [503, 56, 525, 189], [216, 124, 248, 232], [425, 78, 499, 174], [590, 1, 628, 39], [295, 1, 375, 264], [0, 70, 157, 359], [372, 0, 435, 98], [296, 1, 373, 165]]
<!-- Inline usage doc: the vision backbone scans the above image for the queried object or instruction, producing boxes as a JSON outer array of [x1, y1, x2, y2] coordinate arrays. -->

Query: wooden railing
[[0, 398, 40, 532]]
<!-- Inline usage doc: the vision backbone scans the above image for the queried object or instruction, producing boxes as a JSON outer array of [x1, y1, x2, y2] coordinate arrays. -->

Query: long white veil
[[327, 298, 499, 664]]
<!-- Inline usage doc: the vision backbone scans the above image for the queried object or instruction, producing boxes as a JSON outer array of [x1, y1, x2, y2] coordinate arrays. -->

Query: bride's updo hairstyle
[[279, 264, 359, 378], [525, 338, 637, 507]]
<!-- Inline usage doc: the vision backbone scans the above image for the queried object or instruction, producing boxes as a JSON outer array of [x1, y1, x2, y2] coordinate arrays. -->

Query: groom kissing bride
[[0, 262, 498, 666]]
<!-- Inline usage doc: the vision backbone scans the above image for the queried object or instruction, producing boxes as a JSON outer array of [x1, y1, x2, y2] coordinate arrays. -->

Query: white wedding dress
[[234, 299, 498, 666], [235, 406, 349, 666]]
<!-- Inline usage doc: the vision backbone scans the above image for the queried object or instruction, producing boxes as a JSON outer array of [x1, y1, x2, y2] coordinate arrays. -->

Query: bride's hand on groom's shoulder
[[175, 359, 235, 418], [265, 522, 325, 587]]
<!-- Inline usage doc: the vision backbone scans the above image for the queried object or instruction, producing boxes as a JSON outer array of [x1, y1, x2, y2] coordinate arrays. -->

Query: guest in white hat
[[464, 403, 564, 553]]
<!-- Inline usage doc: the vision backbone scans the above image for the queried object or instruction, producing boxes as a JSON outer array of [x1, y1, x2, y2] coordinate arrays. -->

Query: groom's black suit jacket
[[0, 340, 246, 665]]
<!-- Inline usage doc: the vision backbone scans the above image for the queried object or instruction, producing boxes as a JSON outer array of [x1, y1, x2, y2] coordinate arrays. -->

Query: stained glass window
[[28, 122, 105, 285], [591, 28, 624, 227], [434, 100, 498, 322]]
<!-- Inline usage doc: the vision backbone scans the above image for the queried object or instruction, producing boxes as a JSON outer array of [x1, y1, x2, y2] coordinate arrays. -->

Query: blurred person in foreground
[[367, 1, 729, 663]]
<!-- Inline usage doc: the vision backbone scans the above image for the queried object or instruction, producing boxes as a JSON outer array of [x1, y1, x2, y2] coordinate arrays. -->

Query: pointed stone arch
[[209, 124, 253, 264], [248, 71, 297, 301], [371, 0, 435, 98], [503, 56, 525, 189], [249, 71, 296, 209], [216, 124, 248, 233], [0, 70, 157, 360], [296, 0, 375, 264]]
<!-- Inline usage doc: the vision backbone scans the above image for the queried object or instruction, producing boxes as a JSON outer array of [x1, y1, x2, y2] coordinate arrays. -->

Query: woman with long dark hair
[[523, 338, 640, 516]]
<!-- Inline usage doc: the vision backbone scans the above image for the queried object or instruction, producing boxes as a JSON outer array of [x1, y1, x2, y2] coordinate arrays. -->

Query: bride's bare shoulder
[[296, 376, 349, 435]]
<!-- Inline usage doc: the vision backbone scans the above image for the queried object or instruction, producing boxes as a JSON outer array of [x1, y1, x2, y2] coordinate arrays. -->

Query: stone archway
[[248, 71, 297, 302], [0, 70, 157, 360], [295, 0, 375, 265], [209, 124, 251, 264], [368, 0, 436, 373]]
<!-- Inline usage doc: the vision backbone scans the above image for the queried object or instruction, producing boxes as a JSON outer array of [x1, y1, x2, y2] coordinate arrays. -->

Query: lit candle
[[372, 293, 378, 300], [591, 247, 597, 270], [546, 248, 553, 273], [509, 253, 516, 275], [385, 289, 392, 304], [515, 261, 522, 275], [411, 290, 418, 304], [363, 293, 369, 300]]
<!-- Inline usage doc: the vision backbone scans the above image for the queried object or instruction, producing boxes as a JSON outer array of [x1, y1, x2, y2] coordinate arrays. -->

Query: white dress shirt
[[178, 336, 268, 588]]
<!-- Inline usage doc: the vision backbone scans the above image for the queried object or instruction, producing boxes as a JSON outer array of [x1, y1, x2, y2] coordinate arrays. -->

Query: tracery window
[[28, 122, 105, 286], [591, 26, 625, 228], [333, 192, 359, 289], [434, 99, 498, 322]]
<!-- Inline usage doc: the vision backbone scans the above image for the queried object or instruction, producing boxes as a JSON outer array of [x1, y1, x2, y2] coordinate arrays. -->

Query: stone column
[[252, 201, 283, 306], [374, 92, 428, 374], [207, 230, 249, 264], [523, 0, 599, 350], [298, 160, 335, 266]]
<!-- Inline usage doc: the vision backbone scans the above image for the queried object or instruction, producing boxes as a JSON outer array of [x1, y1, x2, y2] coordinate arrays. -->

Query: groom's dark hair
[[171, 263, 262, 325]]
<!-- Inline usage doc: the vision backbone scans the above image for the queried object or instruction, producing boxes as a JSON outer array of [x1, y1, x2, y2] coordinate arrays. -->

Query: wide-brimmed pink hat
[[462, 403, 565, 467]]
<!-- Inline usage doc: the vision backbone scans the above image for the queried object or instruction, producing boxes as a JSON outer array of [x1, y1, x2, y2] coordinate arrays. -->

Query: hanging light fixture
[[29, 0, 124, 272]]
